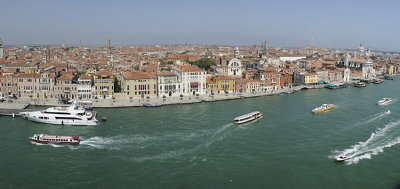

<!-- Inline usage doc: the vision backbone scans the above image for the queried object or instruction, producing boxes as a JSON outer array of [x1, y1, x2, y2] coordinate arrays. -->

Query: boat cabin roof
[[234, 111, 261, 120]]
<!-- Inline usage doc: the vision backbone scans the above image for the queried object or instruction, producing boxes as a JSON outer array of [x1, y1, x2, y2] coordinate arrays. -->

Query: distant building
[[157, 70, 181, 97], [121, 71, 157, 99], [227, 58, 242, 77], [94, 70, 114, 99], [0, 38, 3, 59], [171, 65, 207, 95], [78, 74, 93, 99]]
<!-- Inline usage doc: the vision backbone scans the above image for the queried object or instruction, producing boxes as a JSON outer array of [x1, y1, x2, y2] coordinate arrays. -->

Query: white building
[[362, 59, 374, 79], [171, 65, 207, 95], [278, 55, 307, 62], [157, 70, 181, 97], [77, 74, 93, 99], [227, 58, 242, 77]]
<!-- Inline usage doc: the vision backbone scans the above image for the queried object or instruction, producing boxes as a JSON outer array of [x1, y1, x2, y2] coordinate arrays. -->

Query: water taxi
[[354, 82, 366, 87], [312, 104, 334, 113], [384, 75, 393, 80], [234, 111, 263, 124], [377, 98, 392, 105], [29, 134, 80, 145]]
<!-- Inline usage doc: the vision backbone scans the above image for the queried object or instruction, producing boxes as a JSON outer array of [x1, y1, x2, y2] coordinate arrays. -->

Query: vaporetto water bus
[[234, 111, 263, 124], [29, 134, 80, 145], [20, 101, 98, 126], [312, 104, 334, 113]]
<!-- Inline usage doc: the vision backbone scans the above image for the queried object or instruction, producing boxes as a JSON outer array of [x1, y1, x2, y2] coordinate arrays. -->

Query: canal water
[[1, 79, 400, 188]]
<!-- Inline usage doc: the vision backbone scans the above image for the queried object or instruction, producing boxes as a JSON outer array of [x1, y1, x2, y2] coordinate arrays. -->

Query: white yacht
[[20, 101, 98, 126], [377, 98, 392, 106]]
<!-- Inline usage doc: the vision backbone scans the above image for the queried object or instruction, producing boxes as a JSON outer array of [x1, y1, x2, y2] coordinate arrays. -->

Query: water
[[1, 80, 400, 188]]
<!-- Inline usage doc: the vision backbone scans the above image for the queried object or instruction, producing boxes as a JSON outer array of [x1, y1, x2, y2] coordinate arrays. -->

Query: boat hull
[[312, 106, 334, 113], [234, 113, 263, 125], [22, 115, 98, 126], [29, 138, 79, 145]]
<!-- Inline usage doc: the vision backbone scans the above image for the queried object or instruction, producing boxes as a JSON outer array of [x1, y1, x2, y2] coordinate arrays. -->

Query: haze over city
[[1, 0, 400, 51]]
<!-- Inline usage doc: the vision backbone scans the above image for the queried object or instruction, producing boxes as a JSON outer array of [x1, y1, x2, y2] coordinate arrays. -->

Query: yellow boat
[[312, 104, 334, 113]]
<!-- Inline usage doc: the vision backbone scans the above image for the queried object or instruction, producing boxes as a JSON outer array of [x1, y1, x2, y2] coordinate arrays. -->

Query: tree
[[191, 58, 216, 70], [114, 77, 121, 92]]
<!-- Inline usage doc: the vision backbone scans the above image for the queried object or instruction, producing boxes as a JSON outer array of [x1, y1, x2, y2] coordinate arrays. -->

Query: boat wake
[[353, 111, 391, 127], [69, 123, 235, 162], [130, 123, 234, 162], [330, 120, 400, 165]]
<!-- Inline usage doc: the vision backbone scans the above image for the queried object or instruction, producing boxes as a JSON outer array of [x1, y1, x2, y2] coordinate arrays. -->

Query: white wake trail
[[353, 111, 390, 127], [330, 120, 400, 165]]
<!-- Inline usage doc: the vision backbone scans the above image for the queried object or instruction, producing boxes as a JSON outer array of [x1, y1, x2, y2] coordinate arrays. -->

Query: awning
[[190, 82, 199, 86], [318, 81, 324, 84]]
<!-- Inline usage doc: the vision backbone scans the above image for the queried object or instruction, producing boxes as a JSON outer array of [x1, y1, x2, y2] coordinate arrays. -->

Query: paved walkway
[[0, 85, 325, 108]]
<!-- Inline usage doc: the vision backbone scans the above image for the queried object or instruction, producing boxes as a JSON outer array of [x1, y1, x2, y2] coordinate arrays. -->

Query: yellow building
[[246, 80, 260, 92], [206, 77, 217, 94], [387, 65, 394, 75], [304, 72, 319, 85], [94, 69, 115, 99], [121, 71, 157, 99], [213, 76, 237, 94]]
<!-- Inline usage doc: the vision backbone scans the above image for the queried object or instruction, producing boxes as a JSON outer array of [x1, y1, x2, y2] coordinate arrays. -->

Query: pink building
[[235, 79, 247, 93]]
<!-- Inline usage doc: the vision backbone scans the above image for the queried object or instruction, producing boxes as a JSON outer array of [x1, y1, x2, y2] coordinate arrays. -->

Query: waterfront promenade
[[0, 85, 323, 109]]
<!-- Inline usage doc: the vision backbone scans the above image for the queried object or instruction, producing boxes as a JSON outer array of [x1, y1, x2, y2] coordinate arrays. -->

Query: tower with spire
[[263, 40, 268, 55], [310, 37, 315, 50], [107, 38, 111, 51], [0, 38, 3, 59], [234, 47, 240, 58]]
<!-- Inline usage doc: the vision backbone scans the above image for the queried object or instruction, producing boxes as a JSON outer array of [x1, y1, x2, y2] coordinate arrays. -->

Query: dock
[[0, 109, 39, 116], [0, 103, 32, 116]]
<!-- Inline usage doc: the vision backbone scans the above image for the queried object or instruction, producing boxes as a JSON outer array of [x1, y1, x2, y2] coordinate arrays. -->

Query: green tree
[[114, 77, 121, 92], [192, 58, 216, 70]]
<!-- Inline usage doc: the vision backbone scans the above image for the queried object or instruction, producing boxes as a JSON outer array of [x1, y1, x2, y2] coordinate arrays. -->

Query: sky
[[1, 0, 400, 51]]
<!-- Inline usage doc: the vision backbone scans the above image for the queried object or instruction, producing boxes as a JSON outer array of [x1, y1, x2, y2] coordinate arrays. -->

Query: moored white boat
[[312, 104, 334, 113], [29, 134, 80, 145], [377, 98, 392, 106], [234, 111, 263, 124], [20, 101, 98, 126]]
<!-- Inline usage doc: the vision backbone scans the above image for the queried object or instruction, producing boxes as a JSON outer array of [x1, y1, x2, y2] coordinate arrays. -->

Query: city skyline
[[1, 0, 400, 51]]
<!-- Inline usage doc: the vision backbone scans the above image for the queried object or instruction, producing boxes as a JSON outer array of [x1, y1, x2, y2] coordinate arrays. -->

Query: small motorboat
[[377, 98, 392, 105], [336, 155, 350, 162], [386, 110, 391, 114], [143, 104, 162, 107]]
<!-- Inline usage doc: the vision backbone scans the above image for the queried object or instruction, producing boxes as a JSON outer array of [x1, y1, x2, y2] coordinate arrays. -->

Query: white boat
[[336, 155, 350, 162], [312, 104, 334, 113], [377, 98, 392, 105], [386, 110, 391, 114], [234, 111, 263, 124], [20, 101, 98, 126], [29, 134, 80, 145]]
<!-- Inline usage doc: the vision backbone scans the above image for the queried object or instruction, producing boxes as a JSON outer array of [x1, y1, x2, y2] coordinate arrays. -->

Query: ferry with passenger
[[234, 111, 263, 124], [312, 104, 334, 113], [377, 98, 392, 106], [29, 134, 80, 145], [20, 101, 98, 126]]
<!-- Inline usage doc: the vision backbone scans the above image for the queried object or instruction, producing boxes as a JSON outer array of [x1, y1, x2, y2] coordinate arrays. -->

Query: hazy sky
[[1, 0, 399, 51]]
